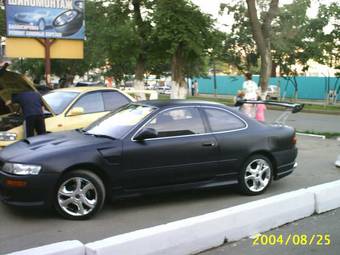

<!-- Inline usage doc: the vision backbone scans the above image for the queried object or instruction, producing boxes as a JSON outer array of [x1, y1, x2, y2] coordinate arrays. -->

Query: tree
[[152, 0, 220, 99], [246, 0, 279, 94], [220, 3, 259, 73], [307, 3, 339, 69], [272, 0, 312, 76]]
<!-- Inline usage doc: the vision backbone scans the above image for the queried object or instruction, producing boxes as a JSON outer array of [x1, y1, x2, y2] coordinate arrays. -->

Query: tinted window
[[71, 92, 104, 114], [146, 108, 205, 138], [102, 91, 130, 111], [203, 108, 246, 132]]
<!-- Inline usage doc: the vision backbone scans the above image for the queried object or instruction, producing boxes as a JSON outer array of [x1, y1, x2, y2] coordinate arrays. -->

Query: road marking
[[296, 132, 326, 139]]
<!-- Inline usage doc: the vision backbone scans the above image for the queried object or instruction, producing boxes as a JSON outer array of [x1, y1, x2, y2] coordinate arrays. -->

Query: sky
[[191, 0, 337, 32]]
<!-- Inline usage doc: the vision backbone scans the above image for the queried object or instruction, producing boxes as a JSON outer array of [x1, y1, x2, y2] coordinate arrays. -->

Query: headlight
[[0, 132, 17, 141], [2, 163, 41, 175]]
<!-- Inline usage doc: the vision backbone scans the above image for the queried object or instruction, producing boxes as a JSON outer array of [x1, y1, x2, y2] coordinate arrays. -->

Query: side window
[[102, 91, 130, 111], [145, 108, 205, 138], [71, 92, 104, 114], [203, 108, 246, 132]]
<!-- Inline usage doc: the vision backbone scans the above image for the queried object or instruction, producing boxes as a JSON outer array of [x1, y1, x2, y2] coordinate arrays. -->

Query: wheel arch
[[246, 150, 277, 176], [59, 163, 112, 200]]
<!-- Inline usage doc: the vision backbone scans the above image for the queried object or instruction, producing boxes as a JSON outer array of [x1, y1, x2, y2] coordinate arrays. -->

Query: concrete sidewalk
[[201, 209, 340, 255]]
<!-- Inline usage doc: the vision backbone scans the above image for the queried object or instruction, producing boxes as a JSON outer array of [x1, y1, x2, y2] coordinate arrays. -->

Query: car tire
[[53, 10, 83, 36], [239, 154, 273, 196], [54, 170, 105, 220]]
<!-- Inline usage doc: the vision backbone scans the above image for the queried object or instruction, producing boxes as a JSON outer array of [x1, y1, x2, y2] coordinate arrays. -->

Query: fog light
[[5, 179, 27, 188]]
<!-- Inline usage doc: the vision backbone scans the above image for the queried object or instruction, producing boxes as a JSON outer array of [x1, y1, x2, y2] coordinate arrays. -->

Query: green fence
[[195, 75, 339, 100]]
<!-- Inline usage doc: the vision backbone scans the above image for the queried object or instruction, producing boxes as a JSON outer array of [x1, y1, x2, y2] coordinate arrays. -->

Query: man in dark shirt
[[12, 91, 46, 137]]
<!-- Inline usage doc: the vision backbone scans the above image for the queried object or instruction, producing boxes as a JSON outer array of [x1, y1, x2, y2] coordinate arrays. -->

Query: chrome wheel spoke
[[60, 197, 75, 207], [244, 159, 271, 193], [76, 200, 86, 215], [245, 175, 255, 181], [82, 183, 94, 194], [58, 188, 74, 198], [75, 178, 82, 193], [82, 197, 96, 209]]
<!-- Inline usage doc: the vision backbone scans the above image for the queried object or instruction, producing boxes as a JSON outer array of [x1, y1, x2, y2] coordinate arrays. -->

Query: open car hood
[[0, 69, 54, 115]]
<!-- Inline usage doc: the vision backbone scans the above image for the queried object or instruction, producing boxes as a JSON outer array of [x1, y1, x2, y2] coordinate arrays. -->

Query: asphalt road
[[202, 209, 340, 255], [266, 110, 340, 133], [0, 135, 339, 254]]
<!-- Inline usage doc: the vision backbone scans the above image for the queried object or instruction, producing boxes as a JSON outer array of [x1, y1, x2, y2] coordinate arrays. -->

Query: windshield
[[84, 104, 155, 139], [43, 91, 79, 115]]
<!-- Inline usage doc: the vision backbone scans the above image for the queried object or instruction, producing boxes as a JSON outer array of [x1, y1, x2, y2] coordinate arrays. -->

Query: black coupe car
[[0, 100, 298, 219]]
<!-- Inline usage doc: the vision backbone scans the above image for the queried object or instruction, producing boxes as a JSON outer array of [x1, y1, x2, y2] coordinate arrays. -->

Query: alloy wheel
[[57, 177, 98, 217], [244, 159, 271, 193]]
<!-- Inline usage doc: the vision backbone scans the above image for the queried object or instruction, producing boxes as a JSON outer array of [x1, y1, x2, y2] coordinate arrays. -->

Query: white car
[[266, 85, 280, 100]]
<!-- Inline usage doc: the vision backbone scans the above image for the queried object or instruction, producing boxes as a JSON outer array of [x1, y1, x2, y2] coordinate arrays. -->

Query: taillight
[[292, 135, 297, 145]]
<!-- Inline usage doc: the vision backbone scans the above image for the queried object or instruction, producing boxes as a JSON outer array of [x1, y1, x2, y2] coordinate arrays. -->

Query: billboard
[[6, 38, 84, 59], [5, 0, 85, 40]]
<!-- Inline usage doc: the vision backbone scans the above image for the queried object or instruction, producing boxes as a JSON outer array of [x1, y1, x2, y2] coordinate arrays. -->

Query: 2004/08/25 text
[[252, 234, 331, 246]]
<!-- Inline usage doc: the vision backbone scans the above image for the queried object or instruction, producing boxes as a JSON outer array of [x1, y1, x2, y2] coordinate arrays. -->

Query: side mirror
[[43, 110, 52, 117], [68, 107, 84, 116], [134, 128, 158, 141]]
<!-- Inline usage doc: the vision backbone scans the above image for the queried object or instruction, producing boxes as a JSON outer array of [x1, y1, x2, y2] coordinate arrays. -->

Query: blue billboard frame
[[5, 0, 85, 40]]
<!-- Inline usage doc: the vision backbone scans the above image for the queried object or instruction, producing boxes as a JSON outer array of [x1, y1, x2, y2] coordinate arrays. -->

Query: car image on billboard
[[5, 0, 84, 39]]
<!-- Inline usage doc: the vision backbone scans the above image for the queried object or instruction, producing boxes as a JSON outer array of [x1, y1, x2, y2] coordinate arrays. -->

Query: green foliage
[[221, 0, 339, 76], [306, 2, 339, 68], [152, 0, 222, 78], [272, 0, 312, 75], [220, 2, 259, 73]]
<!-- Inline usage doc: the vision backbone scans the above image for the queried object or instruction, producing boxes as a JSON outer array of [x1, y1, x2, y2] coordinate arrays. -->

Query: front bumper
[[0, 170, 59, 207]]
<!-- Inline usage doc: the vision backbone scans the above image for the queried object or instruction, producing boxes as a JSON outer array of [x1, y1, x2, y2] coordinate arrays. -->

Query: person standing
[[191, 81, 195, 96], [255, 96, 266, 122], [11, 91, 46, 137], [242, 72, 259, 118], [194, 80, 199, 96]]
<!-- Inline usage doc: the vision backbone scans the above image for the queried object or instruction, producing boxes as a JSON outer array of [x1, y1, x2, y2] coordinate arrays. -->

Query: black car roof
[[138, 99, 226, 109]]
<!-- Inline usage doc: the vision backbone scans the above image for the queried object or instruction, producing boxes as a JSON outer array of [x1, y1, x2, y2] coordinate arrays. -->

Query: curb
[[7, 180, 340, 255], [296, 132, 326, 139]]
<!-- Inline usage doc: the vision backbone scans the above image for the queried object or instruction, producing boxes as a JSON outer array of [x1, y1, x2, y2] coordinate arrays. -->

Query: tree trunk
[[271, 62, 277, 77], [132, 0, 147, 100], [171, 47, 187, 99], [133, 55, 146, 100], [246, 0, 279, 96]]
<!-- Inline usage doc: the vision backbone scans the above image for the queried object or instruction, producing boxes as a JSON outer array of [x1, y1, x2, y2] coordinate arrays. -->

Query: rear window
[[203, 108, 246, 132]]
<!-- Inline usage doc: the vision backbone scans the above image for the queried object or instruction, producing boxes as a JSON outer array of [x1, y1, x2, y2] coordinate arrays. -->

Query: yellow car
[[0, 71, 135, 148]]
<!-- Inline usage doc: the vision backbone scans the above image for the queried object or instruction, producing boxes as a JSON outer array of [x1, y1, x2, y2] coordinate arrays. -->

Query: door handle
[[202, 142, 216, 147]]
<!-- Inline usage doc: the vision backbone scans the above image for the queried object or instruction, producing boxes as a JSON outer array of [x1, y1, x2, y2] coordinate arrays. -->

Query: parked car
[[0, 100, 298, 219], [75, 81, 105, 87], [0, 70, 135, 148], [266, 85, 280, 100], [157, 85, 171, 95]]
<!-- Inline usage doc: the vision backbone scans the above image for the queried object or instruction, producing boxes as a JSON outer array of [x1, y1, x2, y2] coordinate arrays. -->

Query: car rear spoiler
[[235, 100, 304, 113], [235, 100, 304, 125]]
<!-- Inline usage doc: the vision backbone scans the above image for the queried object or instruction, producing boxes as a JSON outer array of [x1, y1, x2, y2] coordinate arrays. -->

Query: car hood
[[0, 70, 54, 115], [0, 130, 116, 162]]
